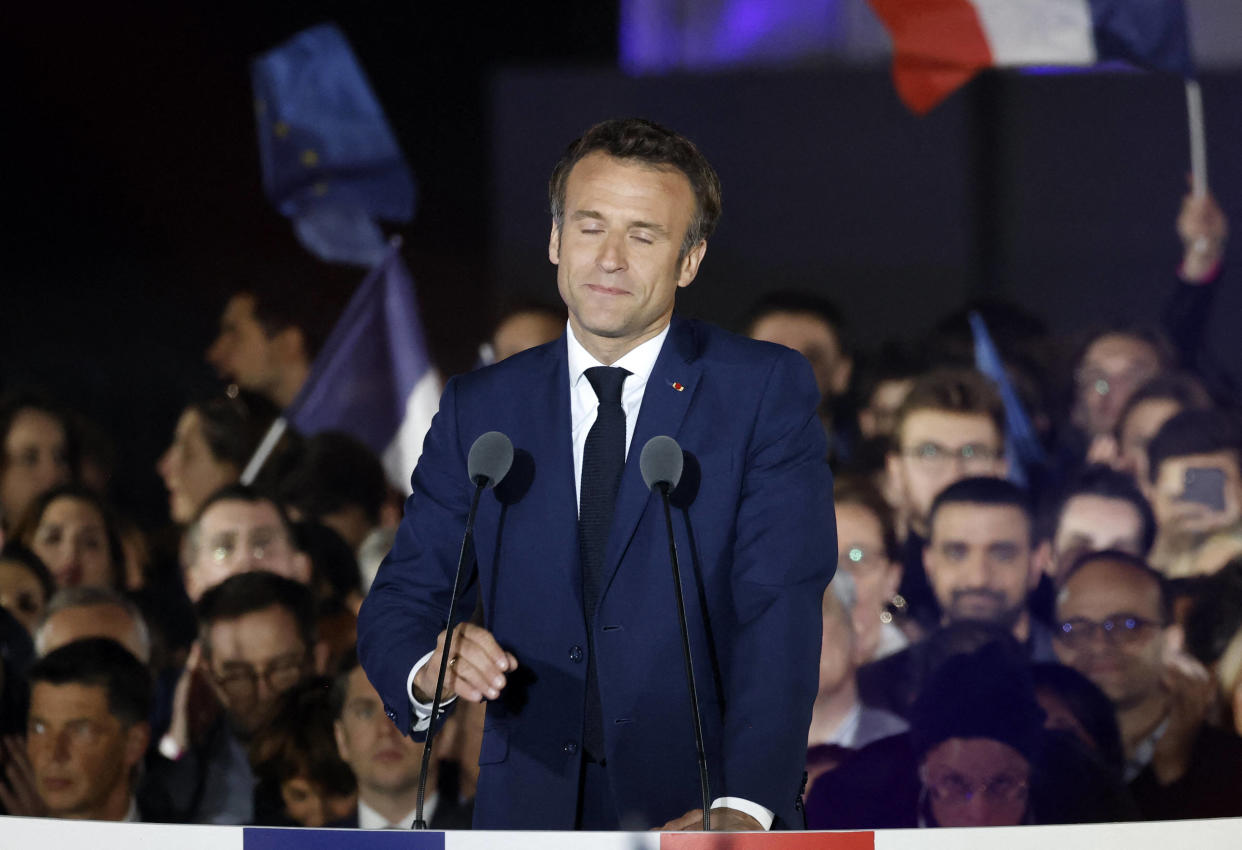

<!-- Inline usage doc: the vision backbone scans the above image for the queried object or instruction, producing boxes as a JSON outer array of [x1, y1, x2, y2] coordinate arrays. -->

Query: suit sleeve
[[356, 376, 476, 738], [722, 349, 836, 822]]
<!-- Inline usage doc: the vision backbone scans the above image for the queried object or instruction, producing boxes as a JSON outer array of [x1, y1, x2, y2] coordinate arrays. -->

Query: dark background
[[3, 4, 1240, 528]]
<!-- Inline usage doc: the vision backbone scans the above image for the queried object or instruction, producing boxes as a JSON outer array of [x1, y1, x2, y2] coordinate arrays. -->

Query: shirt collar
[[357, 797, 434, 830], [566, 322, 670, 390]]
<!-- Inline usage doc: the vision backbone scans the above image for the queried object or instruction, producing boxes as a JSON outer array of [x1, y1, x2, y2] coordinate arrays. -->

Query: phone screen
[[1180, 467, 1226, 512]]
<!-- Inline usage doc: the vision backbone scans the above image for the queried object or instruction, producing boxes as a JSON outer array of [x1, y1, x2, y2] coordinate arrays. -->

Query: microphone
[[414, 431, 513, 830], [639, 435, 712, 830]]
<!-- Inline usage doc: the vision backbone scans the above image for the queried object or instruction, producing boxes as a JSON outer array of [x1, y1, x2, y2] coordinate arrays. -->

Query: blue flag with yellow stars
[[251, 23, 415, 267]]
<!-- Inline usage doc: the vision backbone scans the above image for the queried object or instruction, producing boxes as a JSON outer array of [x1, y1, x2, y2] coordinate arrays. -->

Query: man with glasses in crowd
[[1053, 550, 1242, 819], [885, 369, 1008, 629], [150, 572, 321, 823]]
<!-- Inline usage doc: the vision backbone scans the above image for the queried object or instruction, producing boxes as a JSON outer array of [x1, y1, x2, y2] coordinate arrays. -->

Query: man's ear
[[677, 240, 707, 288], [548, 222, 561, 265], [334, 720, 351, 762], [830, 356, 854, 397], [126, 723, 151, 770], [313, 640, 331, 676], [1032, 540, 1053, 587], [273, 326, 307, 364]]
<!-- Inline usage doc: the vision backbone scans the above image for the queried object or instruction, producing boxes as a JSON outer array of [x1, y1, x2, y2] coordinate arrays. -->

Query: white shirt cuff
[[711, 797, 774, 830], [407, 649, 457, 732]]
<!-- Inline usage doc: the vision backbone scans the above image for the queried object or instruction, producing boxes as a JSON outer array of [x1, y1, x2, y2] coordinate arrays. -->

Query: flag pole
[[240, 417, 289, 486], [1185, 79, 1207, 197]]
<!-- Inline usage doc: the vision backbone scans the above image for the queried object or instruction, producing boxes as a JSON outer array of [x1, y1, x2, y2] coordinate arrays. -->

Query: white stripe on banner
[[382, 368, 443, 494], [970, 0, 1096, 66], [0, 819, 243, 850], [875, 817, 1242, 850], [445, 833, 659, 849]]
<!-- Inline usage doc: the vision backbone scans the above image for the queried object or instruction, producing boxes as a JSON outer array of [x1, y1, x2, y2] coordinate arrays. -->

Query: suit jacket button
[[563, 741, 579, 755], [569, 645, 583, 663]]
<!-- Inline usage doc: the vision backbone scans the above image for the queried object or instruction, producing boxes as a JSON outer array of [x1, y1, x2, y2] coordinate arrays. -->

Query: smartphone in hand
[[1179, 467, 1226, 512]]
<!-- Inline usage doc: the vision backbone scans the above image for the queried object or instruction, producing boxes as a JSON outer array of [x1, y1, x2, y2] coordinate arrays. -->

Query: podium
[[2, 816, 1240, 848]]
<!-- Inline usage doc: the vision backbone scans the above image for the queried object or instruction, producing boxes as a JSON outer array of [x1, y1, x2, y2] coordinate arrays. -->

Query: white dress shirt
[[358, 796, 435, 830], [408, 322, 772, 829]]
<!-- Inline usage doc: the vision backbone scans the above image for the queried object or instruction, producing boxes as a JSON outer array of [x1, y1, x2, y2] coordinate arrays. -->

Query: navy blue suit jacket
[[357, 317, 835, 829]]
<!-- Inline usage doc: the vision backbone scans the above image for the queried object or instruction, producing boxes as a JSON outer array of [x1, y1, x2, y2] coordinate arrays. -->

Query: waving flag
[[868, 0, 1194, 114], [252, 23, 416, 266]]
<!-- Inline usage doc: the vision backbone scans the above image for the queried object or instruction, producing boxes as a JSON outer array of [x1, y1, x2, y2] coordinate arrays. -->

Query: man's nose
[[596, 232, 627, 272], [52, 730, 73, 763]]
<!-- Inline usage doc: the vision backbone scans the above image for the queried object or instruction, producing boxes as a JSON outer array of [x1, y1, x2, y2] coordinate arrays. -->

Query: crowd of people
[[0, 175, 1238, 831]]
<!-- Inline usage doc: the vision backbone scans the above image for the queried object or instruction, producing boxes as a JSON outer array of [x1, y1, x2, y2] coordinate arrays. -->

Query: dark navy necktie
[[579, 365, 628, 759]]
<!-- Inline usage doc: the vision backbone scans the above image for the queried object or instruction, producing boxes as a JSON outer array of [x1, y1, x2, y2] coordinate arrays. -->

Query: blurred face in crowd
[[1075, 334, 1161, 439], [888, 412, 1006, 532], [29, 496, 114, 589], [835, 501, 901, 661], [27, 681, 148, 820], [2, 408, 71, 530], [157, 408, 239, 525], [749, 311, 852, 398], [280, 775, 356, 828], [1053, 557, 1169, 709], [925, 503, 1039, 633], [186, 498, 310, 601], [335, 665, 426, 800], [38, 603, 148, 663], [550, 152, 705, 362], [1117, 398, 1183, 485], [491, 310, 564, 362], [203, 604, 310, 735], [206, 294, 282, 395], [920, 738, 1031, 827], [1051, 494, 1146, 585], [0, 556, 48, 635], [859, 378, 915, 441], [1150, 450, 1242, 537]]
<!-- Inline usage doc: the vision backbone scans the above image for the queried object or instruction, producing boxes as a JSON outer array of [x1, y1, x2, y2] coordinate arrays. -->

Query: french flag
[[284, 240, 440, 492], [869, 0, 1194, 114]]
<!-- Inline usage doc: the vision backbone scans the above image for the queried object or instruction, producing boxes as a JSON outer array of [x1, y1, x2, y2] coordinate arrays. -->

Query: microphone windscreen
[[468, 431, 514, 487], [640, 435, 683, 491]]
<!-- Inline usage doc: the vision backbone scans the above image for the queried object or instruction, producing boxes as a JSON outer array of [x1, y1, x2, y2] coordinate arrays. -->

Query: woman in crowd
[[0, 393, 77, 534], [16, 484, 125, 590], [833, 476, 908, 663], [0, 543, 56, 637], [157, 391, 278, 525]]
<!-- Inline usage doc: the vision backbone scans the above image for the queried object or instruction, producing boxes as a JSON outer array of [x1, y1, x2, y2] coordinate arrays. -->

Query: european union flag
[[252, 23, 416, 266]]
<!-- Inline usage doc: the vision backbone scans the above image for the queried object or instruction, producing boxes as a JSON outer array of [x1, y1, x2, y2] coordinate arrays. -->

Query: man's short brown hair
[[891, 368, 1005, 449], [548, 117, 722, 259]]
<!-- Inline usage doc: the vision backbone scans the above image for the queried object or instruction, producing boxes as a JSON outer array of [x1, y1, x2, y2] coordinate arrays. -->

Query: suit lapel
[[528, 335, 582, 604], [600, 318, 702, 603]]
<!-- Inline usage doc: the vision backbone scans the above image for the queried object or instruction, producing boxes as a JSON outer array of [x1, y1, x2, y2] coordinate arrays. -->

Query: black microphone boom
[[414, 431, 513, 829], [639, 435, 712, 830]]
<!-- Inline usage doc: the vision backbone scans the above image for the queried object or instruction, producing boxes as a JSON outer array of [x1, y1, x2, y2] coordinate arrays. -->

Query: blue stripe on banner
[[1088, 0, 1194, 77], [244, 827, 445, 850]]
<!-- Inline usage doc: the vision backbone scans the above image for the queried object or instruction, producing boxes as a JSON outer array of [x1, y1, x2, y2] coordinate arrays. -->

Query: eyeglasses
[[1075, 366, 1157, 398], [211, 653, 306, 701], [901, 442, 1000, 470], [207, 527, 290, 565], [924, 773, 1029, 808], [840, 545, 888, 574], [1054, 614, 1160, 649]]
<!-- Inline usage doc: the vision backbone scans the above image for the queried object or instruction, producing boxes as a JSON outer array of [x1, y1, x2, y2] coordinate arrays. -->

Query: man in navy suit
[[357, 118, 835, 831]]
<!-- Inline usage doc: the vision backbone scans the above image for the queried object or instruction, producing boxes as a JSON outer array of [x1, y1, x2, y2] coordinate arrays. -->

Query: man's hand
[[412, 623, 518, 704], [656, 807, 763, 831], [0, 735, 46, 817], [1151, 650, 1215, 786], [1177, 188, 1228, 283]]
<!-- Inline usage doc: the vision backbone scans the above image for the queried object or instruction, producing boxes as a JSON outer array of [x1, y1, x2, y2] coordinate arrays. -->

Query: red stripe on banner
[[661, 832, 875, 850], [868, 0, 994, 114]]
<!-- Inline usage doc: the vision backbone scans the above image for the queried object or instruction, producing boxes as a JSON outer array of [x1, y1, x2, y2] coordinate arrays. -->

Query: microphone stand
[[413, 477, 485, 829], [656, 481, 712, 830]]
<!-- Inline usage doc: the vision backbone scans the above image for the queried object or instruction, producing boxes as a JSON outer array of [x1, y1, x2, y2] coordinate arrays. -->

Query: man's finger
[[455, 624, 517, 672], [657, 808, 704, 830], [447, 655, 505, 702]]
